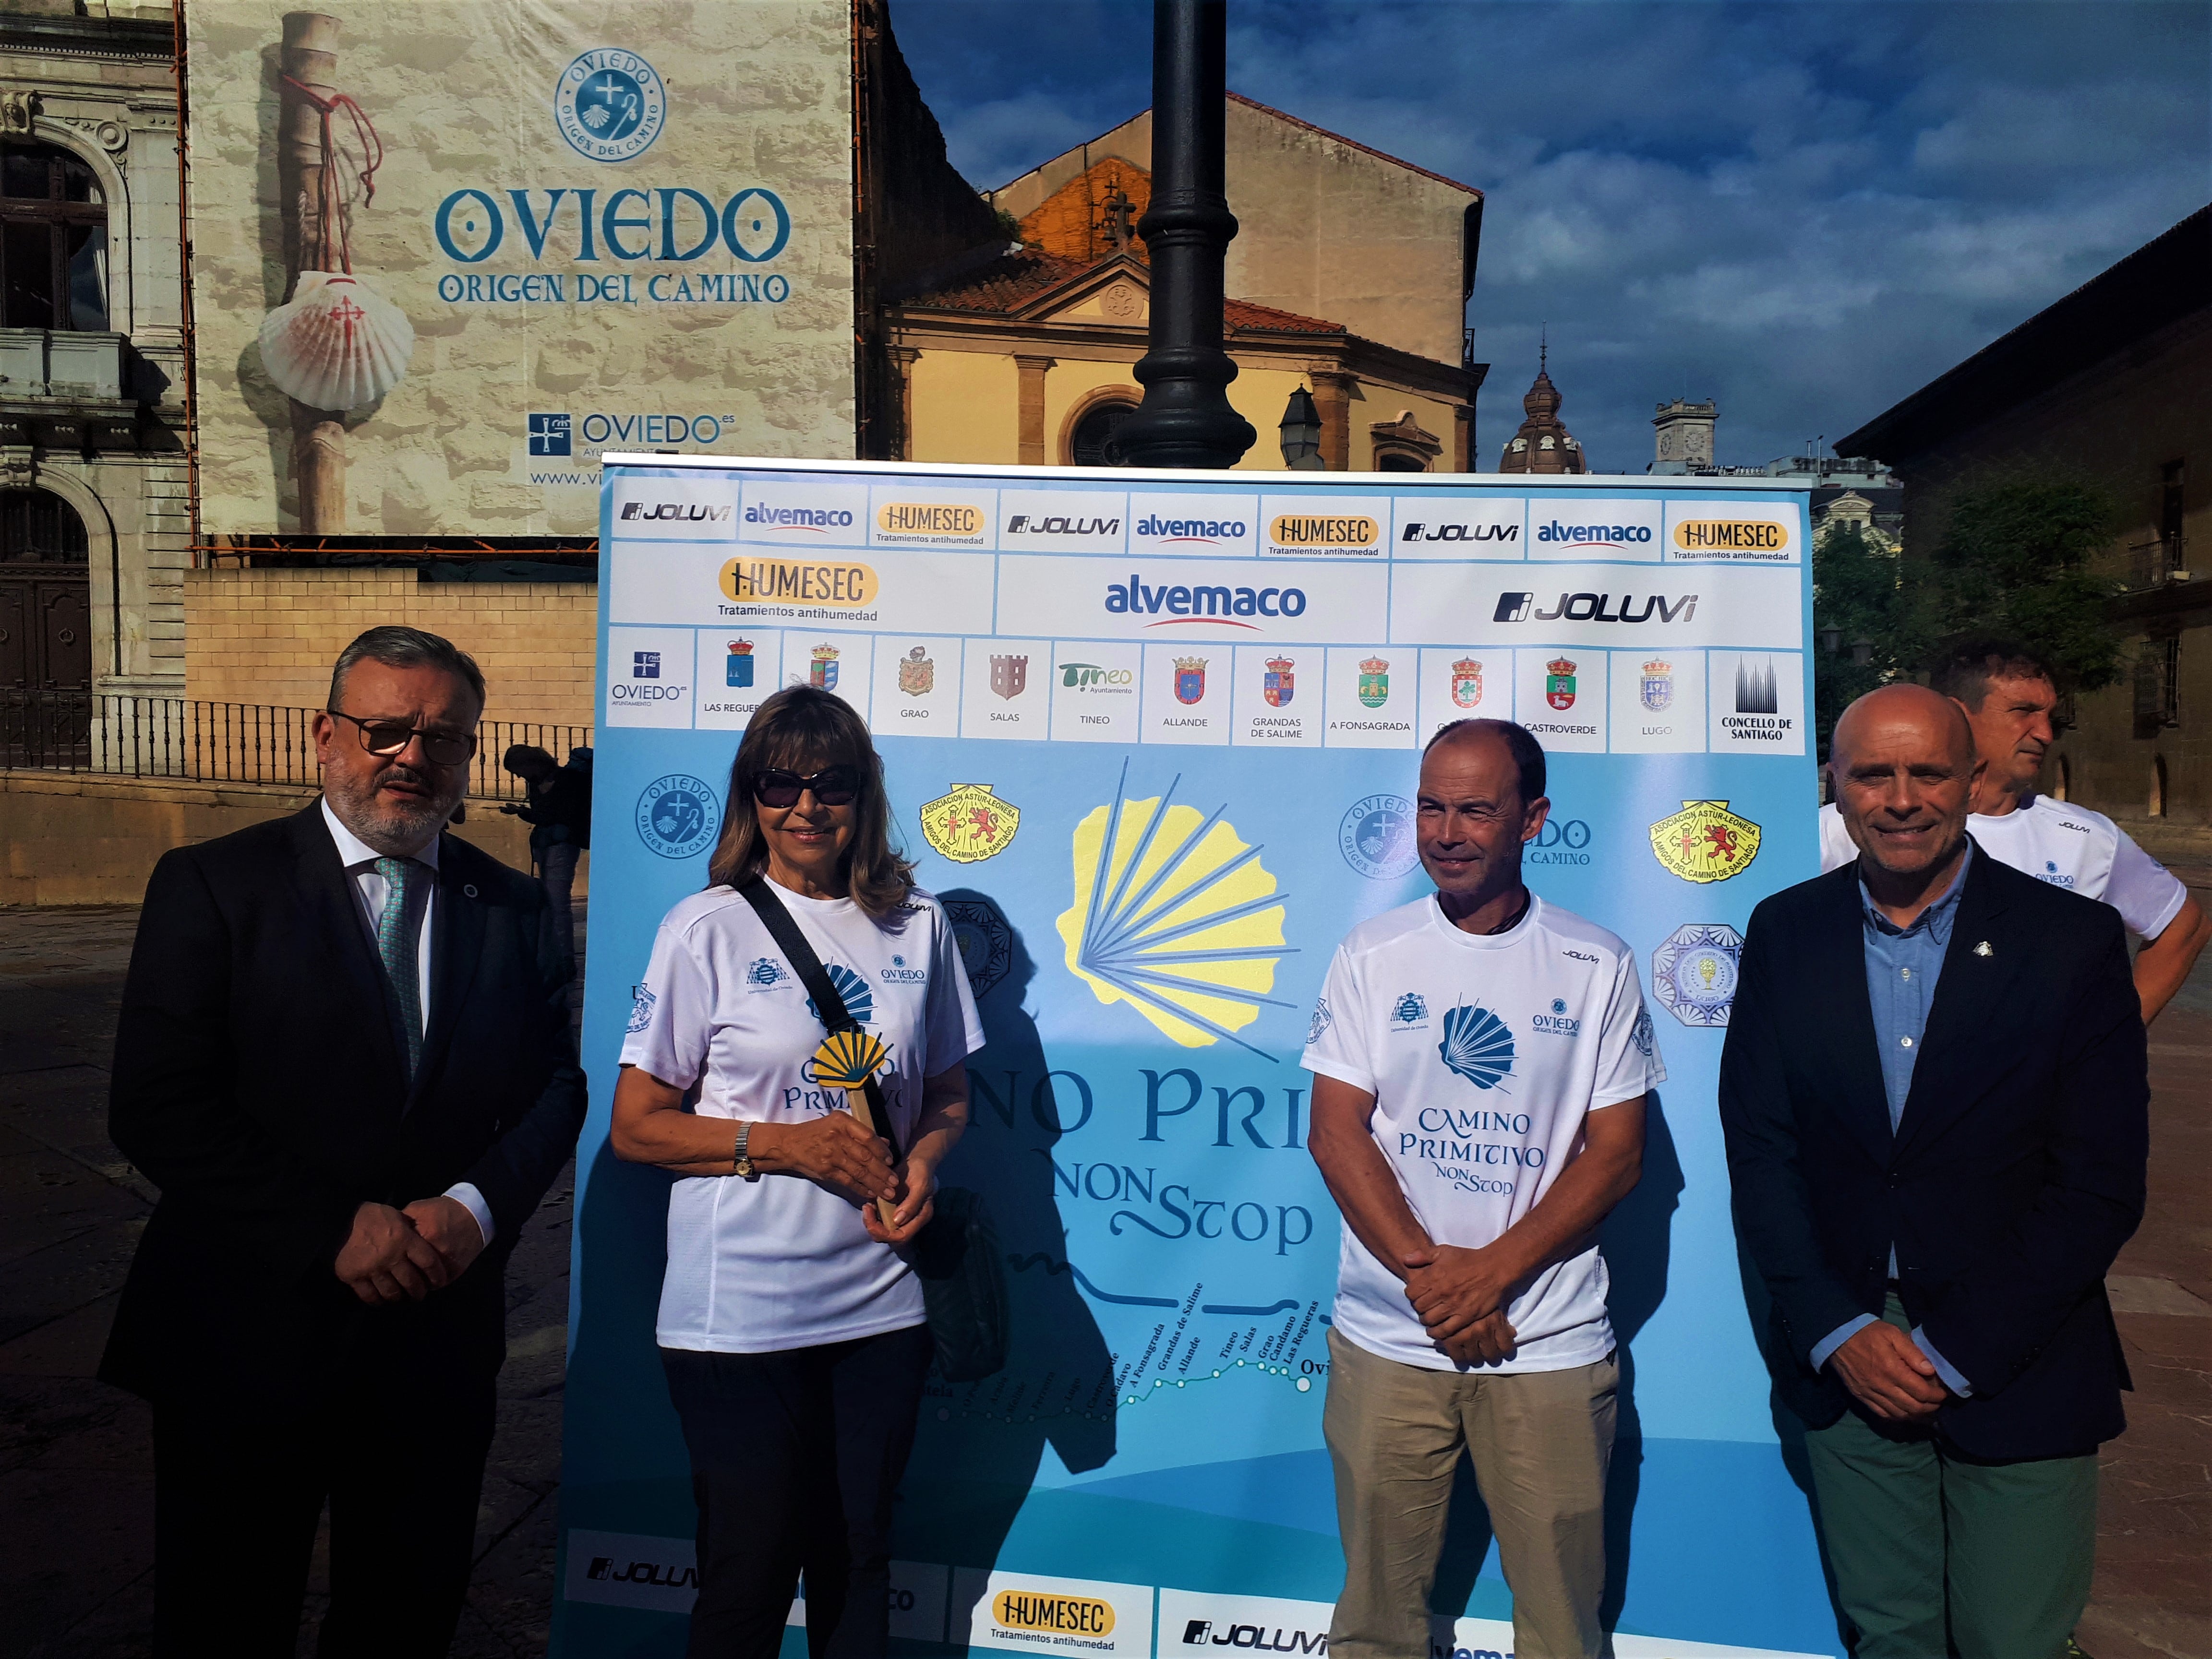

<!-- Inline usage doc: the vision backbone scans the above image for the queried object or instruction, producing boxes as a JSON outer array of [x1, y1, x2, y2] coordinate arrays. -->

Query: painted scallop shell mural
[[256, 271, 416, 412]]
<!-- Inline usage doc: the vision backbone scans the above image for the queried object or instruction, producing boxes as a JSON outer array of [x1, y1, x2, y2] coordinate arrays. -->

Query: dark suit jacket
[[100, 804, 587, 1412], [1719, 845, 2147, 1460]]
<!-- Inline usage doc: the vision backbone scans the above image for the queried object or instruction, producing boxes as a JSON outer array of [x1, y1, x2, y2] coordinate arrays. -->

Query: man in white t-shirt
[[1304, 719, 1662, 1659], [1817, 640, 2209, 1021]]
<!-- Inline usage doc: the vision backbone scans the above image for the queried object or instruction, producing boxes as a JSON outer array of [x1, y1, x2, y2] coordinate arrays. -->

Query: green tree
[[1811, 520, 1910, 762], [1812, 479, 2127, 760], [1914, 480, 2126, 694]]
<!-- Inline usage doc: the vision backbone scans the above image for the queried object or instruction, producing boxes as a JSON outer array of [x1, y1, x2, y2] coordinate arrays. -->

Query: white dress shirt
[[320, 799, 494, 1247]]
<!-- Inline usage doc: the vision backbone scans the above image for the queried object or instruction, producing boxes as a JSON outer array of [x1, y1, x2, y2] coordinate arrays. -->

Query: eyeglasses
[[748, 767, 860, 808], [327, 709, 479, 768]]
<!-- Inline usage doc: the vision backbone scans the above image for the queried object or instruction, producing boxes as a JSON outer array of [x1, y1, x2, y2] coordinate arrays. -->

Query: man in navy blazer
[[1720, 684, 2146, 1659], [102, 626, 587, 1657]]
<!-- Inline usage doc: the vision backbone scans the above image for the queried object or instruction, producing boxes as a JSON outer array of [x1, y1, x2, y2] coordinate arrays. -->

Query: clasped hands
[[1827, 1321, 1950, 1422], [1402, 1242, 1520, 1367], [334, 1197, 486, 1306], [769, 1112, 938, 1247]]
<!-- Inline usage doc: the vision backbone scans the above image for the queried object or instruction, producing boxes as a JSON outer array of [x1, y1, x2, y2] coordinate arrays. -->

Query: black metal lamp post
[[1279, 387, 1324, 469], [1111, 0, 1256, 469]]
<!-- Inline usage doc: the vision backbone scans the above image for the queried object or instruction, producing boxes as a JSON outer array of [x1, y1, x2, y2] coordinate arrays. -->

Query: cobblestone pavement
[[0, 904, 2205, 1659]]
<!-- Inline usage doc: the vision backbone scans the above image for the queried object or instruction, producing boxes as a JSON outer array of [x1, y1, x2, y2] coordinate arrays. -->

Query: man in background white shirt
[[1819, 639, 2209, 1021]]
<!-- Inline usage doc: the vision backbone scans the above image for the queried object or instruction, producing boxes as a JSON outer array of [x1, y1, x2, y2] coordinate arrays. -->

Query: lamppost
[[1279, 387, 1324, 469], [1112, 0, 1256, 469]]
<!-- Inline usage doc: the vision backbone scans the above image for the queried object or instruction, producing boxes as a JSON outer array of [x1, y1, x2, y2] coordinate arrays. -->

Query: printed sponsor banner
[[1663, 496, 1802, 565], [185, 0, 853, 535], [565, 463, 1839, 1659], [1260, 495, 1392, 558]]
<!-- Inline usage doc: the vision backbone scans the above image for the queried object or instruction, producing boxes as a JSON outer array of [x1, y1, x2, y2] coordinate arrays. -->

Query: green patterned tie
[[373, 856, 424, 1079]]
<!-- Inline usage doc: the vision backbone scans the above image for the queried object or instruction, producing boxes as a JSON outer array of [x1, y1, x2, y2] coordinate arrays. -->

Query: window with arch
[[1375, 451, 1429, 473], [1068, 398, 1137, 467], [0, 142, 108, 331], [0, 488, 90, 565]]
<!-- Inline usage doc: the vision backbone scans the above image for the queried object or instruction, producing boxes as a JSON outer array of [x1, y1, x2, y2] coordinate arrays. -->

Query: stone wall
[[0, 769, 578, 906], [184, 567, 597, 725]]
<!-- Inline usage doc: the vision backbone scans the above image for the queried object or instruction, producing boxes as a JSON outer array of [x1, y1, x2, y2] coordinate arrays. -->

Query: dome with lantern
[[1497, 341, 1587, 474]]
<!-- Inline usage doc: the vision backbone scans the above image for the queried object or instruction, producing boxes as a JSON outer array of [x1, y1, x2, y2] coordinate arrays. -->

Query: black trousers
[[150, 1364, 496, 1658], [662, 1323, 935, 1659]]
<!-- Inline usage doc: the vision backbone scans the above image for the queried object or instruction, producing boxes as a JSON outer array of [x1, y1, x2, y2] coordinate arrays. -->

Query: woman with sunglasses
[[612, 685, 983, 1659]]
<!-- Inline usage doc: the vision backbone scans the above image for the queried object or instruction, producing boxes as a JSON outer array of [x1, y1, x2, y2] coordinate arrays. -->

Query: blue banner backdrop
[[553, 457, 1835, 1659]]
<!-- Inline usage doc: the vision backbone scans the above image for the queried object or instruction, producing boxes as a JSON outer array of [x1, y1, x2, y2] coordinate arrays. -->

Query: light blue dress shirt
[[1808, 843, 1973, 1396]]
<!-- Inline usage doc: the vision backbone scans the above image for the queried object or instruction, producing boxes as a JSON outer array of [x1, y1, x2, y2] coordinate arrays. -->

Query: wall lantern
[[1279, 387, 1324, 470]]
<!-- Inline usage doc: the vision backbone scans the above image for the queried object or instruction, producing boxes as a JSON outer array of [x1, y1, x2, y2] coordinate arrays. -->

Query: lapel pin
[[463, 883, 479, 899], [1973, 940, 1993, 958]]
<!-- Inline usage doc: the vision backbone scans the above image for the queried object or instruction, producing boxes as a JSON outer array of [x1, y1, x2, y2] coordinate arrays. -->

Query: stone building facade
[[1840, 204, 2211, 834], [0, 2, 188, 709]]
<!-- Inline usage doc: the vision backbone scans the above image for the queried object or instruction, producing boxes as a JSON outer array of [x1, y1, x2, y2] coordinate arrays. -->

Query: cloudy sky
[[892, 0, 2210, 473]]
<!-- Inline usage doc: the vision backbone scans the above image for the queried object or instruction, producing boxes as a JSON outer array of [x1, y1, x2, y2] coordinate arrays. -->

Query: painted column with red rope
[[277, 12, 346, 532]]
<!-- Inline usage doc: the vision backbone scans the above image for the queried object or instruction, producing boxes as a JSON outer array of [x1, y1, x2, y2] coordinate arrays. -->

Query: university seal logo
[[634, 774, 720, 861], [921, 782, 1020, 864], [1648, 801, 1762, 883], [1653, 922, 1744, 1026], [555, 49, 667, 164], [1451, 658, 1483, 708]]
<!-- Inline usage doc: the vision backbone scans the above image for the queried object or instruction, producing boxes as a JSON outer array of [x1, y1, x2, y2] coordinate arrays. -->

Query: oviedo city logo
[[1339, 793, 1419, 880], [554, 49, 667, 164], [921, 782, 1020, 864], [718, 557, 877, 608], [1649, 800, 1762, 883], [635, 774, 720, 861], [993, 1590, 1115, 1638], [1654, 922, 1744, 1027]]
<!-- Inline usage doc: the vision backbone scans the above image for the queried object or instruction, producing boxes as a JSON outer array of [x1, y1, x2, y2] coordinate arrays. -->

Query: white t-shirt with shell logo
[[1301, 892, 1664, 1374], [622, 882, 984, 1355]]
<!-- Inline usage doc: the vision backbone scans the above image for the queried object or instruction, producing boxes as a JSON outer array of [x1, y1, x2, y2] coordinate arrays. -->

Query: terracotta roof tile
[[902, 251, 1346, 336]]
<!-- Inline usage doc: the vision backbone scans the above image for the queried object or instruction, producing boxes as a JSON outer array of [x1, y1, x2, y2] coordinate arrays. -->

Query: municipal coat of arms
[[990, 653, 1028, 699], [921, 782, 1021, 864], [1648, 801, 1763, 884], [1174, 657, 1207, 705], [898, 645, 934, 697], [1263, 656, 1295, 708], [725, 639, 754, 687], [1358, 657, 1390, 708], [1641, 659, 1673, 712], [809, 643, 839, 691], [1451, 658, 1483, 709], [1546, 658, 1577, 710]]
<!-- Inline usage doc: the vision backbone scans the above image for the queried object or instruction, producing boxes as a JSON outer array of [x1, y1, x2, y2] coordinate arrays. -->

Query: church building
[[886, 93, 1487, 472]]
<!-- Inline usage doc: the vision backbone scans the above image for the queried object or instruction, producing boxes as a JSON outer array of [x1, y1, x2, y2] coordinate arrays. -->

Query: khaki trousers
[[1323, 1327, 1617, 1659]]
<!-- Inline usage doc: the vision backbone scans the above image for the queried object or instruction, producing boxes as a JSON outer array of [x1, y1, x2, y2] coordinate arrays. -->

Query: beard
[[325, 761, 463, 855]]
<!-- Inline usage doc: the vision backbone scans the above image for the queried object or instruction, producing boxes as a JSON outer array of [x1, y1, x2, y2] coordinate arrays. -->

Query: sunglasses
[[328, 709, 478, 768], [748, 767, 861, 809]]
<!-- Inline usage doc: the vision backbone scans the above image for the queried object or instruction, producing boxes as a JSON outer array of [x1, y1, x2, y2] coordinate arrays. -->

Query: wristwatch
[[733, 1121, 760, 1182]]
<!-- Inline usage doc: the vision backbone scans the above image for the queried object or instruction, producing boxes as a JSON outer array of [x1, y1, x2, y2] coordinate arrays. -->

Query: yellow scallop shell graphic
[[1056, 762, 1293, 1057], [811, 1027, 891, 1088]]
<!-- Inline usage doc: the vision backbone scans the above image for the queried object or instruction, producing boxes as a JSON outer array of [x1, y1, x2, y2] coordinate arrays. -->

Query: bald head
[[1831, 684, 1975, 774], [1830, 683, 1984, 885]]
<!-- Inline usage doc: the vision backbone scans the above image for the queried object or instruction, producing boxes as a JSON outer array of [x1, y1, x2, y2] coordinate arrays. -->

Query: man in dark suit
[[102, 625, 587, 1656], [1720, 683, 2147, 1659]]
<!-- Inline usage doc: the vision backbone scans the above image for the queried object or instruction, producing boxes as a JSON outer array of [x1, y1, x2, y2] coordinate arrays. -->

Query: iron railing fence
[[0, 691, 591, 802]]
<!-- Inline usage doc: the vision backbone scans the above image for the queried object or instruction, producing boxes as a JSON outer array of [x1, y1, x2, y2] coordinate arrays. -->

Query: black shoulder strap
[[737, 876, 902, 1161]]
